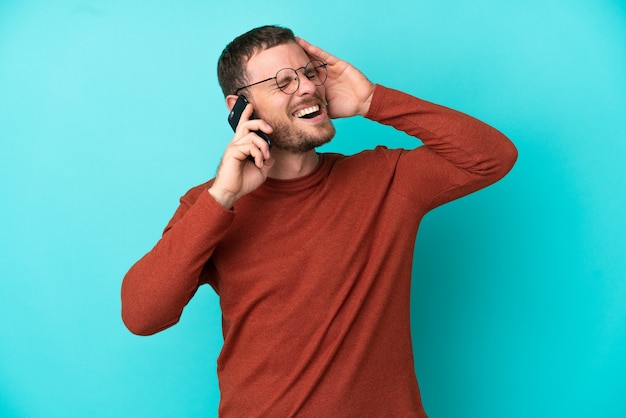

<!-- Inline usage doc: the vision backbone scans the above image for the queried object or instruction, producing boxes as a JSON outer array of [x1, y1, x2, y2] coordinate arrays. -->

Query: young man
[[122, 25, 517, 417]]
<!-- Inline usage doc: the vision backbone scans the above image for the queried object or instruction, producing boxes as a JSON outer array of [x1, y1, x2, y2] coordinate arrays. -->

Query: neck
[[267, 149, 319, 180]]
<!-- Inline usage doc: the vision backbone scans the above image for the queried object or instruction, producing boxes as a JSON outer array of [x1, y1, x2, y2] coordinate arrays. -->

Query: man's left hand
[[296, 37, 376, 119]]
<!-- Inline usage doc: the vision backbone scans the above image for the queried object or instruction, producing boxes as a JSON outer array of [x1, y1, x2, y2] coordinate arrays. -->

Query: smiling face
[[242, 42, 336, 153]]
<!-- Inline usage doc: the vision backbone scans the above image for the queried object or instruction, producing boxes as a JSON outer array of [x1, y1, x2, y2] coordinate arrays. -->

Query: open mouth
[[293, 104, 321, 119]]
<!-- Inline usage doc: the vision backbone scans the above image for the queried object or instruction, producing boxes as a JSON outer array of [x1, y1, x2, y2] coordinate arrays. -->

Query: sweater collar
[[258, 153, 336, 194]]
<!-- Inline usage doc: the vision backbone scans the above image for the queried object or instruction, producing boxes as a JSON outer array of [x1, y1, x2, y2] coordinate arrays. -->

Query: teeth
[[294, 105, 320, 118]]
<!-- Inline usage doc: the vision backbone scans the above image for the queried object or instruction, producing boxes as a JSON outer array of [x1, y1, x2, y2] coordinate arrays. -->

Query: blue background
[[1, 0, 625, 417]]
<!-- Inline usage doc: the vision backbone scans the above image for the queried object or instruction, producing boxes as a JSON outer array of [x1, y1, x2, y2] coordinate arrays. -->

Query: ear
[[226, 94, 240, 111]]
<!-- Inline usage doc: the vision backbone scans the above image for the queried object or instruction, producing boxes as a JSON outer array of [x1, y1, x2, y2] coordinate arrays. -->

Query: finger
[[258, 155, 275, 175], [232, 132, 271, 165], [295, 37, 338, 65], [239, 102, 255, 125], [251, 132, 272, 159], [247, 119, 273, 137], [228, 142, 261, 167], [236, 119, 272, 150], [233, 109, 265, 142], [248, 145, 265, 167]]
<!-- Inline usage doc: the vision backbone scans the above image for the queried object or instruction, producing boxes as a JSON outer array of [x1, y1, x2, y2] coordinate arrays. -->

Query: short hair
[[217, 25, 296, 97]]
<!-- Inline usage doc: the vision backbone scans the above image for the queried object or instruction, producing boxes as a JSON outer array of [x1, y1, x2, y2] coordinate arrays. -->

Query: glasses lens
[[305, 60, 328, 86], [275, 68, 299, 94], [274, 60, 328, 95]]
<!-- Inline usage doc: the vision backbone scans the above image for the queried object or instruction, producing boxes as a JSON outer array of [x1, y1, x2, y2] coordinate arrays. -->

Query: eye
[[276, 69, 297, 91], [304, 60, 326, 81], [305, 71, 317, 80], [305, 66, 320, 80]]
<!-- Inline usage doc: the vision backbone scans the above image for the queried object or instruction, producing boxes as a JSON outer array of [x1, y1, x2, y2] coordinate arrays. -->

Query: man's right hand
[[209, 102, 274, 209]]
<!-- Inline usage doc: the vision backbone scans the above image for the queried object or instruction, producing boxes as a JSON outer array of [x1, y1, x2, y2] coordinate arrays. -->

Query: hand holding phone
[[228, 95, 272, 146]]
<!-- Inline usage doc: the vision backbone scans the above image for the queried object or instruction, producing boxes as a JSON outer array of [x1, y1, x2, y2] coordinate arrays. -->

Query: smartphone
[[228, 95, 271, 146]]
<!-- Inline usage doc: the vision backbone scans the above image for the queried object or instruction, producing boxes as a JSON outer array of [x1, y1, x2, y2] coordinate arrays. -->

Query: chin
[[271, 121, 336, 153]]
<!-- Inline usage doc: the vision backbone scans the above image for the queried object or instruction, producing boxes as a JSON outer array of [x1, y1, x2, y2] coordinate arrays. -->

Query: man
[[122, 25, 517, 417]]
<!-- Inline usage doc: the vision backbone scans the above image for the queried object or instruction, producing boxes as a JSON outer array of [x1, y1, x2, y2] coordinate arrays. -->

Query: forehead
[[245, 42, 310, 79]]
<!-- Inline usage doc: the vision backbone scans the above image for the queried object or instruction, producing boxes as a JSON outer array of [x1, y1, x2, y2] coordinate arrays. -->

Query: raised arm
[[367, 85, 518, 208]]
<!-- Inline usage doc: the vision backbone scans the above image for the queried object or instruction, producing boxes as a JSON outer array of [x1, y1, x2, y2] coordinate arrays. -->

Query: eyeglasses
[[234, 59, 328, 96]]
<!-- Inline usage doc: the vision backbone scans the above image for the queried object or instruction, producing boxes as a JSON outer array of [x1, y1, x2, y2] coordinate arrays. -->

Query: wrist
[[208, 187, 236, 210], [359, 83, 376, 116]]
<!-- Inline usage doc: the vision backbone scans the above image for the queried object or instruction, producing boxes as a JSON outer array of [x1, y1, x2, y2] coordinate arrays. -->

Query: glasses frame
[[234, 60, 328, 96]]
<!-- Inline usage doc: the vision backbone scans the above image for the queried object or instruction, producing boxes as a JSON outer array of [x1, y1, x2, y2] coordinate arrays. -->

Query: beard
[[269, 119, 336, 153], [259, 99, 336, 153]]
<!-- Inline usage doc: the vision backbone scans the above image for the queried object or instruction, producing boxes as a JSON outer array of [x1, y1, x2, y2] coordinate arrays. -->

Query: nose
[[295, 71, 317, 96]]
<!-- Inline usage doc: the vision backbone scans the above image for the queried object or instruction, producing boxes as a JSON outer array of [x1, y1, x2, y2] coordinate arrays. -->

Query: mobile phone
[[228, 95, 271, 146]]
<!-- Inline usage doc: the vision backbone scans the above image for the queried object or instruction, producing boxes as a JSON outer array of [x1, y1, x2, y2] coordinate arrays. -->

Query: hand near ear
[[209, 100, 274, 209], [296, 37, 375, 119]]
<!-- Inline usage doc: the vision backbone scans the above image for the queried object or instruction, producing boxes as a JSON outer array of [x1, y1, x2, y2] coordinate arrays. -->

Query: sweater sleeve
[[365, 85, 518, 209], [121, 188, 235, 335]]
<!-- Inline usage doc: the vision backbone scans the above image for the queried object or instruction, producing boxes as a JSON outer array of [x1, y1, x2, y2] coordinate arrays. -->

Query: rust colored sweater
[[122, 85, 517, 417]]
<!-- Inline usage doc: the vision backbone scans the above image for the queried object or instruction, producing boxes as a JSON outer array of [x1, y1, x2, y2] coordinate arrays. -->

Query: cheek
[[255, 98, 293, 121], [260, 111, 291, 128], [262, 105, 295, 125]]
